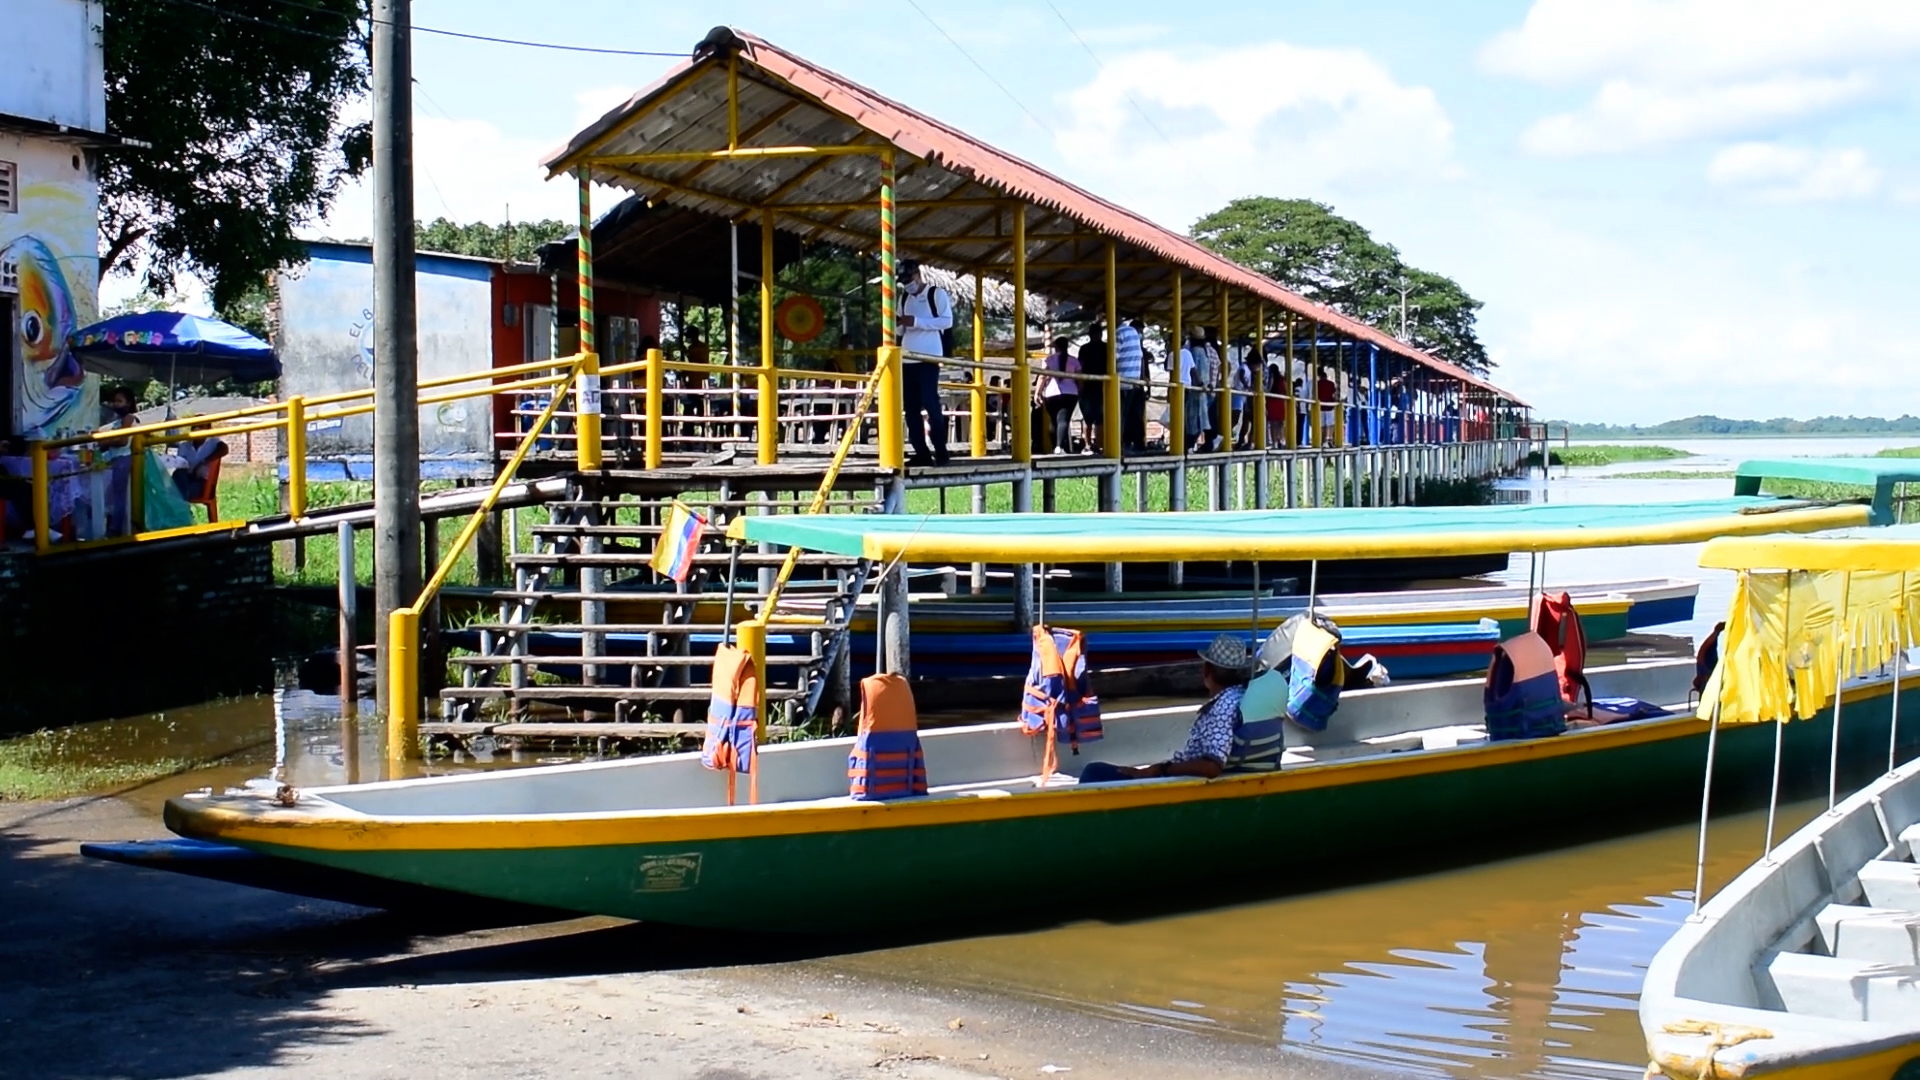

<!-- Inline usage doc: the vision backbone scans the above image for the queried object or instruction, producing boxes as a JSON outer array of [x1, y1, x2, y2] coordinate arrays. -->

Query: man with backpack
[[896, 259, 953, 466]]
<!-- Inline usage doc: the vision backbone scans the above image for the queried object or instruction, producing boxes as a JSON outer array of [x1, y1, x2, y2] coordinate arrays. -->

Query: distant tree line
[[1550, 415, 1920, 437]]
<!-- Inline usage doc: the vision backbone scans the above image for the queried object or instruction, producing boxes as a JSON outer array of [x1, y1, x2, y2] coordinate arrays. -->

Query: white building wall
[[3, 0, 105, 130]]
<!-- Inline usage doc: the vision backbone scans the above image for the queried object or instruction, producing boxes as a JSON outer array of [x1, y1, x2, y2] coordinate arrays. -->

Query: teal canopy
[[1734, 458, 1920, 526], [733, 497, 1868, 564]]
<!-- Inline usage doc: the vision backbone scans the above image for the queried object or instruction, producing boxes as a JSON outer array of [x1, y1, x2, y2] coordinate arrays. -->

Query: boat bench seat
[[1815, 904, 1920, 965], [1896, 822, 1920, 863], [1762, 950, 1920, 1022], [1856, 859, 1920, 911]]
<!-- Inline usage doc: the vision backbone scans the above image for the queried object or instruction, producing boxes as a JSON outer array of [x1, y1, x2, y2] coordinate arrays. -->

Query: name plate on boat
[[634, 852, 702, 893]]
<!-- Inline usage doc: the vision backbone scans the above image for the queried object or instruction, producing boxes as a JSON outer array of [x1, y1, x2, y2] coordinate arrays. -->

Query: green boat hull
[[223, 686, 1920, 931]]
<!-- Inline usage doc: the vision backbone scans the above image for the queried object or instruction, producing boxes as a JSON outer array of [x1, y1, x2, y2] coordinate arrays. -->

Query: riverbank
[[0, 793, 1382, 1080]]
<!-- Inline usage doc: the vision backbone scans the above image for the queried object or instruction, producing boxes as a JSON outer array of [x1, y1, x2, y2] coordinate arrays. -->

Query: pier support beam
[[1013, 475, 1034, 627], [1100, 469, 1122, 593], [1169, 465, 1187, 588], [970, 483, 985, 594]]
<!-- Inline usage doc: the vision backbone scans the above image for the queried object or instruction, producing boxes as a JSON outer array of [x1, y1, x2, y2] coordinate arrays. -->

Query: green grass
[[1876, 447, 1920, 459], [0, 728, 202, 801], [1530, 444, 1690, 468]]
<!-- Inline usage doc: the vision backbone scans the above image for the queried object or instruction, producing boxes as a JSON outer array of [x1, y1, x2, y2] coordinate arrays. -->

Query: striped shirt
[[1113, 324, 1143, 381]]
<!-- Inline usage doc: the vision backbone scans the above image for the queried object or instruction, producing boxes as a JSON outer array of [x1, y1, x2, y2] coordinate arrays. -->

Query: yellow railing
[[386, 353, 588, 761]]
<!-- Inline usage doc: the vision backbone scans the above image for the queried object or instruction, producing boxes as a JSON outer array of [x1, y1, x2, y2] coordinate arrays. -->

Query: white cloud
[[573, 85, 636, 129], [1486, 0, 1920, 156], [1054, 41, 1456, 228], [1706, 143, 1881, 202], [1518, 74, 1871, 155], [317, 112, 595, 241], [1482, 0, 1920, 86]]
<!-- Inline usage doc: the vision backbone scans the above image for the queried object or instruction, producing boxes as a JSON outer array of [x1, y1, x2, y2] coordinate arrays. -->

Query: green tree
[[1190, 197, 1492, 373], [99, 0, 371, 311], [416, 218, 575, 263]]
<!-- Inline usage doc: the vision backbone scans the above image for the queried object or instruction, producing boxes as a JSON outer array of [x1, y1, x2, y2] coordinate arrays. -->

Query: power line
[[151, 0, 686, 57], [1042, 0, 1172, 146], [899, 0, 1054, 136]]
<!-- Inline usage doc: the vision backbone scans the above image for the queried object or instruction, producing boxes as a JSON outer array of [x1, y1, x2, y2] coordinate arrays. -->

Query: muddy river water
[[40, 439, 1919, 1077]]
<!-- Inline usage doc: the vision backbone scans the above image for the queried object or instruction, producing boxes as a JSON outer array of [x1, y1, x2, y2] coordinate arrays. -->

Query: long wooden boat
[[164, 491, 1883, 928], [1642, 532, 1920, 1080]]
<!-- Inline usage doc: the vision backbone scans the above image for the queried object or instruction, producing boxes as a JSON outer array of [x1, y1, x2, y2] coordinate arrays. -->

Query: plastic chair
[[186, 453, 224, 521]]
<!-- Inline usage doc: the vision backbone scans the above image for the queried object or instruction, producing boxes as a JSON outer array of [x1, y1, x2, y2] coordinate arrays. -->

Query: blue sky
[[309, 0, 1920, 424]]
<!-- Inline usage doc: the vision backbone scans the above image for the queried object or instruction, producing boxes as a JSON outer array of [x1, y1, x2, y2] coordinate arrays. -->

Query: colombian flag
[[649, 501, 707, 582]]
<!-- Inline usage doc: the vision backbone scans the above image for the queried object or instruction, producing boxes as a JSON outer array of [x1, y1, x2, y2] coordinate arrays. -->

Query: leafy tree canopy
[[1190, 197, 1492, 374], [416, 218, 574, 263], [101, 0, 370, 314]]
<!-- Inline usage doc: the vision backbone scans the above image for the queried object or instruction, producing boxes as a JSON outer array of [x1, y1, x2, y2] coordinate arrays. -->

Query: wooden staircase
[[429, 475, 884, 749]]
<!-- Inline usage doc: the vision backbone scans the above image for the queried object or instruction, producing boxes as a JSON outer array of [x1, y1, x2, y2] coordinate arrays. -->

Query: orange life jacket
[[848, 673, 928, 800], [1532, 591, 1592, 715], [1020, 626, 1103, 781], [703, 644, 760, 804]]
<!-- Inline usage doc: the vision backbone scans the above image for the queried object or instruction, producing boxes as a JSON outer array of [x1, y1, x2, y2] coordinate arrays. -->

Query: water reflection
[[825, 800, 1819, 1079]]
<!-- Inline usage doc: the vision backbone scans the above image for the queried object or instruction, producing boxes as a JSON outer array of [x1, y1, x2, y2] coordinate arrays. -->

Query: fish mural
[[4, 235, 89, 437]]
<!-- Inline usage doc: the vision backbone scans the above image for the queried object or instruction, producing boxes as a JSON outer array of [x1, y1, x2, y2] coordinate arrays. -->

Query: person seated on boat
[[1076, 635, 1252, 783]]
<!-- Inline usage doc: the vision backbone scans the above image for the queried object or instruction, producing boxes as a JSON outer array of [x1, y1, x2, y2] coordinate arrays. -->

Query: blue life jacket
[[1020, 626, 1103, 751], [1227, 710, 1285, 772], [702, 644, 760, 804], [1284, 621, 1345, 733], [1484, 632, 1567, 740], [848, 673, 928, 801]]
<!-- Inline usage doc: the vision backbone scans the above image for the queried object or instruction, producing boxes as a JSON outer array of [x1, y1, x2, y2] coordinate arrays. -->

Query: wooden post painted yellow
[[388, 607, 419, 765], [738, 619, 768, 743], [1254, 303, 1268, 451], [1216, 291, 1232, 447], [30, 441, 49, 554], [1104, 242, 1121, 459], [1010, 202, 1030, 464], [286, 397, 308, 519], [877, 345, 904, 470], [644, 347, 664, 468], [1168, 270, 1184, 454], [758, 207, 777, 465], [970, 274, 986, 458]]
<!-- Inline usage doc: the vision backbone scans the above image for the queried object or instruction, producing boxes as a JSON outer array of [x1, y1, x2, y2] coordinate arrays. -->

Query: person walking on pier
[[1035, 335, 1080, 454], [896, 260, 953, 467], [1076, 323, 1109, 455], [1178, 327, 1213, 454]]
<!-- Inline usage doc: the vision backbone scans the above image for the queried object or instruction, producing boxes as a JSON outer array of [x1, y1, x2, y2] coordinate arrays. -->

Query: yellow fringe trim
[[1700, 570, 1920, 724]]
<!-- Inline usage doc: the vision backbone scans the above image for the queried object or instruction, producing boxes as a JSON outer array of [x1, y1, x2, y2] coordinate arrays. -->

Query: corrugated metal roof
[[542, 28, 1522, 404]]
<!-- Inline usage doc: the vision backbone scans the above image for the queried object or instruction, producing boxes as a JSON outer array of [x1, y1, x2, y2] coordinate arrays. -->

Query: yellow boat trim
[[1654, 1030, 1919, 1080], [165, 675, 1917, 855]]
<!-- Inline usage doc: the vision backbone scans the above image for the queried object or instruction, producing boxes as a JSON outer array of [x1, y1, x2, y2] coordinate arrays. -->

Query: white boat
[[1642, 532, 1920, 1080]]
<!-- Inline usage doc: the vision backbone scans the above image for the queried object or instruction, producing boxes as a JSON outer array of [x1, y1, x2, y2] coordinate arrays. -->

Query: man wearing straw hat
[[1077, 634, 1252, 783]]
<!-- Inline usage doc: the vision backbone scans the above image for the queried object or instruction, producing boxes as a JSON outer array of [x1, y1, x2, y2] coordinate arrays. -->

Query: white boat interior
[[1642, 756, 1920, 1078], [297, 660, 1697, 821]]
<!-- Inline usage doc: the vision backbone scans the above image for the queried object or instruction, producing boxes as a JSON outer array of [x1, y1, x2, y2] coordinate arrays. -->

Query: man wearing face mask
[[895, 259, 953, 467]]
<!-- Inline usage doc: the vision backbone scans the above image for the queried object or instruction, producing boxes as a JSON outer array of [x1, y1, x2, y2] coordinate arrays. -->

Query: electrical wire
[[898, 0, 1054, 136], [150, 0, 686, 57], [1042, 0, 1172, 145]]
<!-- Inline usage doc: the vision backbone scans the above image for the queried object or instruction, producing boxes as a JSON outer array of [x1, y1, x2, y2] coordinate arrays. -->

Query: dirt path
[[0, 795, 1379, 1080]]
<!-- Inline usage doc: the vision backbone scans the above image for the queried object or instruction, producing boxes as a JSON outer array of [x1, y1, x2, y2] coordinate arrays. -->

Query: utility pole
[[371, 0, 421, 719]]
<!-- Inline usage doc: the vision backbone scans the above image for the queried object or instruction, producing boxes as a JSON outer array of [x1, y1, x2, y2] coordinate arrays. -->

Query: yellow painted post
[[1103, 243, 1121, 459], [286, 396, 308, 519], [1168, 270, 1184, 454], [129, 432, 145, 533], [1009, 202, 1030, 463], [757, 206, 777, 465], [727, 54, 740, 151], [969, 273, 986, 457], [877, 345, 904, 469], [878, 151, 903, 468], [643, 346, 664, 468], [30, 442, 49, 553], [1215, 291, 1232, 448], [576, 166, 603, 470], [386, 607, 419, 765], [1284, 313, 1297, 449], [1253, 304, 1268, 451], [737, 618, 768, 741]]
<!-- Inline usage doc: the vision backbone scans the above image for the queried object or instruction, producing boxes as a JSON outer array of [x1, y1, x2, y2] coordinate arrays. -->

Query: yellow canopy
[[1697, 533, 1920, 724]]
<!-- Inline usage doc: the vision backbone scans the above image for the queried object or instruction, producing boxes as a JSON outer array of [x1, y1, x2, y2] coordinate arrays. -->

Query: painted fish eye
[[21, 311, 43, 347]]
